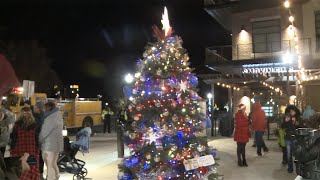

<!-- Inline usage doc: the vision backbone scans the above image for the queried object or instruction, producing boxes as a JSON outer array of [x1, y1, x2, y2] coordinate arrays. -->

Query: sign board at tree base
[[183, 155, 215, 171]]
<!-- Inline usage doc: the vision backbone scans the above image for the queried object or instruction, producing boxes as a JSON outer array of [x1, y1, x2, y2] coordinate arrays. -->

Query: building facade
[[203, 0, 320, 114]]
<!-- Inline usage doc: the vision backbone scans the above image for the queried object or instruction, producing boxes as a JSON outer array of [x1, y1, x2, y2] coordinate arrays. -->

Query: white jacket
[[39, 108, 63, 153]]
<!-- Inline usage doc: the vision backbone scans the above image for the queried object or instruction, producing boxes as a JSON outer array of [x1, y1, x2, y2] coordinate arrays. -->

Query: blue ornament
[[131, 157, 139, 164], [189, 76, 198, 87], [143, 162, 149, 170], [125, 159, 132, 167], [118, 172, 133, 180], [177, 131, 183, 138]]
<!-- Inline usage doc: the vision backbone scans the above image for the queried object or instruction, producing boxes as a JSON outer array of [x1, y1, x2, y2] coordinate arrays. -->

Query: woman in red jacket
[[234, 103, 250, 167]]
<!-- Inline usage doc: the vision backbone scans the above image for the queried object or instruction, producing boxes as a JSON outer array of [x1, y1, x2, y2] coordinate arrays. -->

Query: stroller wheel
[[73, 174, 84, 180], [81, 168, 88, 177]]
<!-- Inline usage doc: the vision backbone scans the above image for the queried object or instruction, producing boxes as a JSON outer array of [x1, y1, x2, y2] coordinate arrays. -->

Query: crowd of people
[[0, 98, 63, 180], [233, 101, 316, 174]]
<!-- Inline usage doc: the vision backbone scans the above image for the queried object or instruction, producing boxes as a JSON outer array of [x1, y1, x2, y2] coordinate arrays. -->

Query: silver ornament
[[132, 89, 137, 95], [163, 109, 169, 117], [154, 155, 160, 162], [155, 100, 161, 107], [197, 145, 206, 152], [185, 115, 190, 121], [136, 105, 142, 111], [172, 114, 179, 122]]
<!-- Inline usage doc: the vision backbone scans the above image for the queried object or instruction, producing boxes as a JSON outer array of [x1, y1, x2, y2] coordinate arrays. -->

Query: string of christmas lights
[[216, 82, 240, 91], [261, 82, 283, 95], [283, 0, 306, 82]]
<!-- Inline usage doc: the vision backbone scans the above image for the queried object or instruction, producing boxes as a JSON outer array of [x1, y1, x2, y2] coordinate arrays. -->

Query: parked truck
[[57, 99, 102, 128], [5, 91, 102, 128]]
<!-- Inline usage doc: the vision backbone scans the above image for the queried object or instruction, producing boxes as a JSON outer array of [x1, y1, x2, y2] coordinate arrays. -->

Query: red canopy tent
[[0, 54, 20, 96]]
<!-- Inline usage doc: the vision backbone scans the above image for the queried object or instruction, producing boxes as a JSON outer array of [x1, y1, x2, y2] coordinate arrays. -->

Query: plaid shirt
[[10, 124, 40, 180]]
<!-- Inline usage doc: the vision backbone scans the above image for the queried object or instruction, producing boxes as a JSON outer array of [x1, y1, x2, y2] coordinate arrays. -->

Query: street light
[[124, 73, 134, 84], [207, 93, 214, 136]]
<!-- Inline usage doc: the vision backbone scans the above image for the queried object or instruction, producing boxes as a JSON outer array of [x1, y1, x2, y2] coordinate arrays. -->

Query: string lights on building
[[283, 0, 305, 81], [261, 82, 283, 95], [216, 82, 240, 91]]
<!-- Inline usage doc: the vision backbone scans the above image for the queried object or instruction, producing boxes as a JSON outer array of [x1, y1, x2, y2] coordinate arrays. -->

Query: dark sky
[[0, 0, 230, 100]]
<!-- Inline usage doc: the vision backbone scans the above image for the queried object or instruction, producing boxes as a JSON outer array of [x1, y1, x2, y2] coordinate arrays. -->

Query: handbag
[[26, 155, 37, 166]]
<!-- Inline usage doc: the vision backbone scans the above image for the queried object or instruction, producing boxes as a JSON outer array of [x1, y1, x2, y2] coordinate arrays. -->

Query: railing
[[205, 38, 311, 62]]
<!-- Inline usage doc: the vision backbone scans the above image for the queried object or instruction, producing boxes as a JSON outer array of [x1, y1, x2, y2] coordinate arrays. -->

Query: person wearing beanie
[[234, 103, 251, 167]]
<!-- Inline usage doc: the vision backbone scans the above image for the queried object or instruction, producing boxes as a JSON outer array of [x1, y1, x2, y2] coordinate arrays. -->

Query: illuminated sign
[[242, 63, 294, 74], [70, 85, 79, 89]]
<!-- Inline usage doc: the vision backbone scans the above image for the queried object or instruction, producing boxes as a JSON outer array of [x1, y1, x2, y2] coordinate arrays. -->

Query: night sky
[[0, 0, 230, 101]]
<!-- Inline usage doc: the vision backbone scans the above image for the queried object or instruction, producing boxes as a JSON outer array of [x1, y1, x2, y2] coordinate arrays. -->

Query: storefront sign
[[242, 63, 294, 74]]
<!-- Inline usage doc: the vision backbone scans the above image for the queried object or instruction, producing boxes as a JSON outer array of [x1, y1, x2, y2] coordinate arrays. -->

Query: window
[[316, 11, 320, 51], [252, 19, 281, 53]]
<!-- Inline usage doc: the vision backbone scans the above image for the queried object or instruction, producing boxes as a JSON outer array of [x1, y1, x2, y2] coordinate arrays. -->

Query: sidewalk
[[59, 134, 297, 180], [209, 137, 297, 180]]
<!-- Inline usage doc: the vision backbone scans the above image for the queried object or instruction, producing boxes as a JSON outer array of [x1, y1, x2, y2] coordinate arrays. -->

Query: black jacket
[[281, 116, 300, 141]]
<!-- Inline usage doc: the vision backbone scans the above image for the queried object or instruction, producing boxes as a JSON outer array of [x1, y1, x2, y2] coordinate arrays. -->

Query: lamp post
[[207, 93, 214, 136], [117, 73, 134, 158]]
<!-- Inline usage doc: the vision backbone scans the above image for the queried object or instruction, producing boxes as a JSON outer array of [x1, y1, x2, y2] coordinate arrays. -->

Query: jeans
[[255, 131, 268, 154], [286, 140, 294, 172], [42, 151, 60, 180]]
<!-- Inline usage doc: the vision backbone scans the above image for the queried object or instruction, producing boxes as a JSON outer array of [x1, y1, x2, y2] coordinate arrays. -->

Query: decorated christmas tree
[[119, 7, 222, 180]]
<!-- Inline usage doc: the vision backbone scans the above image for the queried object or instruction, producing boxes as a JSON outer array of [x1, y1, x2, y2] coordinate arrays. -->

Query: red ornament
[[198, 166, 208, 175]]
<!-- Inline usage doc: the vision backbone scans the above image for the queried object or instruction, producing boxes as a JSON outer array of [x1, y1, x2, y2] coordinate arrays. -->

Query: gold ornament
[[160, 52, 167, 59], [129, 133, 136, 140], [145, 153, 152, 160], [156, 69, 162, 76], [143, 52, 148, 58]]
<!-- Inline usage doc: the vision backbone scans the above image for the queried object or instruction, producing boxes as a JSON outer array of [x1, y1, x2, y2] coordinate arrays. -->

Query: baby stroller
[[58, 125, 92, 180], [57, 136, 88, 179]]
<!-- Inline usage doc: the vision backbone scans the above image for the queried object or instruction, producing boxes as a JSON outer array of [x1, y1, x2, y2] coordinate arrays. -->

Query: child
[[72, 122, 92, 153], [278, 127, 287, 165]]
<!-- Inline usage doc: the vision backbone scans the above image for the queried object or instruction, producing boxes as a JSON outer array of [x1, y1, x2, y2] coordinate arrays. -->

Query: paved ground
[[56, 133, 298, 180]]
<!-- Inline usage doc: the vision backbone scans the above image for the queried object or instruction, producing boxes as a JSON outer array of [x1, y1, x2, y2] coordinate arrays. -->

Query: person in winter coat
[[281, 105, 301, 173], [31, 102, 45, 180], [278, 126, 287, 165], [10, 106, 40, 180], [0, 107, 15, 157], [72, 122, 92, 153], [39, 102, 63, 180], [251, 102, 269, 156], [234, 103, 251, 167]]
